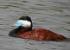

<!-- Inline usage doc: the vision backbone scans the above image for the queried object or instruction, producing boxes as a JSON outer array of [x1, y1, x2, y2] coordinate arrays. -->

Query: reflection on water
[[0, 0, 70, 50]]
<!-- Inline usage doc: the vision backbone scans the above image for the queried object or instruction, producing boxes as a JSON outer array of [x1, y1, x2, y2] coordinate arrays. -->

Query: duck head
[[9, 16, 32, 37], [15, 16, 32, 31]]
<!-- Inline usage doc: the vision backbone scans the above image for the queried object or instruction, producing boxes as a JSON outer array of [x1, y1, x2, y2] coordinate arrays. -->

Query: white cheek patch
[[15, 20, 31, 28]]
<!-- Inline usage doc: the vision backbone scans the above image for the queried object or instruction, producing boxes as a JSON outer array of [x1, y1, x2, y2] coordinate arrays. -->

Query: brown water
[[0, 0, 70, 50]]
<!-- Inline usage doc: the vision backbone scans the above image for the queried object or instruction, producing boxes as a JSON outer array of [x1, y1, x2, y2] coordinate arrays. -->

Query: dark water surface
[[0, 0, 70, 50]]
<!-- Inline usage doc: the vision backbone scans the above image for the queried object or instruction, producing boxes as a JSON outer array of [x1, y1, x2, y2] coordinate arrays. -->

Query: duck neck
[[17, 26, 32, 33]]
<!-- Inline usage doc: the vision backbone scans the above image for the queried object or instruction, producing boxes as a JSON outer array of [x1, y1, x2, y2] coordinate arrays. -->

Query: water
[[0, 0, 70, 50]]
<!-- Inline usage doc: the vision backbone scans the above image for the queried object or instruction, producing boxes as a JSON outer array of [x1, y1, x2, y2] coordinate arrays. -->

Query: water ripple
[[0, 0, 70, 50], [21, 0, 29, 3]]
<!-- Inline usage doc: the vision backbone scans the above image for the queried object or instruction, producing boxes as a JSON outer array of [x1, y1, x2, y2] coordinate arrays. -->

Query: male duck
[[9, 16, 67, 41]]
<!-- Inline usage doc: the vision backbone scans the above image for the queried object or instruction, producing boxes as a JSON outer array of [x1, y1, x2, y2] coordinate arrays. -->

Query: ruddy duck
[[9, 16, 67, 41]]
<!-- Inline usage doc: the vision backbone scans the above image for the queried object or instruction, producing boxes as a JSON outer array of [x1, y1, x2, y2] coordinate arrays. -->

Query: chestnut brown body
[[17, 28, 66, 41]]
